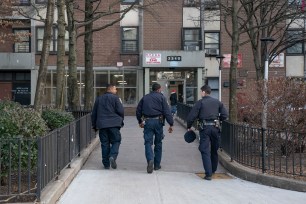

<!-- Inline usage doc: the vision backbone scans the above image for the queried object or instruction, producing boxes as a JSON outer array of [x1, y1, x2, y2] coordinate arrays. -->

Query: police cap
[[184, 130, 196, 143]]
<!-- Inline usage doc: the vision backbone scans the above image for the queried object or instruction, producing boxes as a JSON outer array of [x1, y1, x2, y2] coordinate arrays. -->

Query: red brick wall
[[143, 2, 183, 50], [0, 26, 14, 52], [74, 0, 139, 67]]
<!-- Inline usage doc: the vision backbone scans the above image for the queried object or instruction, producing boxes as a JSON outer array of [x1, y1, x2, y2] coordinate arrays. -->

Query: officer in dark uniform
[[136, 83, 174, 174], [92, 84, 124, 170], [186, 85, 228, 180]]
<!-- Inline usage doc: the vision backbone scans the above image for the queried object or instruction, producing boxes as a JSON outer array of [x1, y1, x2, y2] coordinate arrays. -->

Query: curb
[[218, 150, 306, 192], [39, 136, 100, 204], [176, 117, 306, 192]]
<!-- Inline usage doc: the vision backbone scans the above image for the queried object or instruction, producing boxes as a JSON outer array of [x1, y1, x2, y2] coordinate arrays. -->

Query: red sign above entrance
[[145, 53, 162, 64]]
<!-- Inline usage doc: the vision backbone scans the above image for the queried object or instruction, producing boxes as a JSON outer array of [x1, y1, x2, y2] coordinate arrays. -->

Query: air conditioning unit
[[184, 45, 199, 51], [206, 48, 219, 55]]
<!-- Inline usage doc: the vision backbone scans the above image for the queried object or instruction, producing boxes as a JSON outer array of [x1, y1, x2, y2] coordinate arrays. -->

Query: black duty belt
[[145, 116, 160, 119], [203, 122, 215, 126]]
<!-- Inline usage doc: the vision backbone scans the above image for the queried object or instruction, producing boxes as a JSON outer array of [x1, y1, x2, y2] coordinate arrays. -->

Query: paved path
[[57, 116, 306, 204]]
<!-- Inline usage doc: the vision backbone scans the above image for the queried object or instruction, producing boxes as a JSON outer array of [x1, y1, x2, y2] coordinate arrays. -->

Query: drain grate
[[195, 173, 233, 179]]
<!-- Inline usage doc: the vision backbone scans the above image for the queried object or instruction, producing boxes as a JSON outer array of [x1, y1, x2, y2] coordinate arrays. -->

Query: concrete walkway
[[57, 116, 306, 204]]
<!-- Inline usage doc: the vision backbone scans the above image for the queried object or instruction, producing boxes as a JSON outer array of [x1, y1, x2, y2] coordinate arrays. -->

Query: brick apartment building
[[0, 0, 304, 109]]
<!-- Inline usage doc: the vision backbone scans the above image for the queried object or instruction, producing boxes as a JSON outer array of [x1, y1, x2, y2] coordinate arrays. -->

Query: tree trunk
[[66, 0, 79, 110], [248, 14, 262, 81], [34, 0, 55, 111], [229, 0, 239, 123], [84, 0, 94, 110], [55, 0, 66, 110]]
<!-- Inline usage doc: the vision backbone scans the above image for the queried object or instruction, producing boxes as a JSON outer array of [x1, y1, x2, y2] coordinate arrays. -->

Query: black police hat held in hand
[[184, 130, 196, 143]]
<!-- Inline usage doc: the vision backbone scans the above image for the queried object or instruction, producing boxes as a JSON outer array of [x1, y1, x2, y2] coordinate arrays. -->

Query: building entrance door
[[156, 79, 185, 104]]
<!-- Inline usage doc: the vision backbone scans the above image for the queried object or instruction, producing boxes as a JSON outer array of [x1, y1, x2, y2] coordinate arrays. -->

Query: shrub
[[42, 108, 75, 130], [0, 100, 48, 139], [238, 77, 305, 133], [0, 100, 48, 184]]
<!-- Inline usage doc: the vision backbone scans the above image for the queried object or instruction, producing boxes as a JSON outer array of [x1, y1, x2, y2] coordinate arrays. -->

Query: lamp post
[[216, 55, 225, 101], [260, 37, 275, 129]]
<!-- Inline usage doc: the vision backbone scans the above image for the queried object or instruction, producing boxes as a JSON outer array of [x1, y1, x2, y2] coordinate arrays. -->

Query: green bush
[[42, 108, 75, 130], [0, 100, 48, 139], [0, 100, 48, 184]]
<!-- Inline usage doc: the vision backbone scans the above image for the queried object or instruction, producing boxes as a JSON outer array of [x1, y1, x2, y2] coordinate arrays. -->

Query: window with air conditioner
[[182, 28, 201, 51], [205, 32, 219, 56], [13, 29, 30, 53], [121, 27, 139, 53]]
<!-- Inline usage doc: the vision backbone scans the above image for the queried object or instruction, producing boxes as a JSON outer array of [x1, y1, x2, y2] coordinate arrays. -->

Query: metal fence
[[177, 102, 306, 177], [0, 112, 95, 203], [221, 121, 306, 177]]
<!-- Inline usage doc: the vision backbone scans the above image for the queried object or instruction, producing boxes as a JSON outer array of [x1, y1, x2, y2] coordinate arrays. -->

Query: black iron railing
[[177, 102, 306, 177], [0, 112, 96, 202], [221, 121, 305, 177], [177, 103, 193, 123]]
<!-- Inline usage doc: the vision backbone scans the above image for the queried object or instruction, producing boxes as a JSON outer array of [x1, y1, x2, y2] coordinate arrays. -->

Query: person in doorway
[[91, 84, 124, 169], [136, 83, 174, 174], [186, 85, 228, 180], [169, 89, 178, 116]]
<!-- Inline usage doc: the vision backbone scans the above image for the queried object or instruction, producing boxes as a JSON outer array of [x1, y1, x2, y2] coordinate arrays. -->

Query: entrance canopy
[[142, 50, 205, 68]]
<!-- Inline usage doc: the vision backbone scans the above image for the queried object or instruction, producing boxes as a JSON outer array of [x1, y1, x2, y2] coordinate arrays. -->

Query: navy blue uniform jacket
[[91, 92, 124, 129], [136, 91, 174, 126], [187, 96, 228, 129]]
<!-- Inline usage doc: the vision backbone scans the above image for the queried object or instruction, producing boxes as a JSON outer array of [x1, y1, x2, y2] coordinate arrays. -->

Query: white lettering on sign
[[145, 53, 161, 64], [167, 56, 181, 61]]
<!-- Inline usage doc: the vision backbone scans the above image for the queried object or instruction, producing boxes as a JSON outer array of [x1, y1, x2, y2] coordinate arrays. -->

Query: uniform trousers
[[99, 127, 121, 168], [143, 119, 164, 167], [199, 125, 220, 177]]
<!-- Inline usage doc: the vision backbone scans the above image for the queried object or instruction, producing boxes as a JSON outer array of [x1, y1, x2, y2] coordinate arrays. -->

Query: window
[[121, 0, 139, 4], [207, 78, 219, 99], [288, 0, 302, 5], [36, 0, 47, 4], [121, 27, 138, 54], [183, 0, 219, 9], [286, 30, 304, 54], [205, 32, 219, 55], [182, 28, 201, 51], [14, 0, 30, 5], [36, 27, 69, 53], [13, 29, 30, 53], [183, 0, 200, 7]]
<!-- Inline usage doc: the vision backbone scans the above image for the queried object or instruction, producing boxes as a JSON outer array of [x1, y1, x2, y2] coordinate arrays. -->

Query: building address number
[[167, 56, 182, 61]]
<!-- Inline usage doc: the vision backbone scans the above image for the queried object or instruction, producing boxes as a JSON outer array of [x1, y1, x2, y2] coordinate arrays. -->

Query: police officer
[[92, 84, 124, 170], [186, 85, 228, 180], [136, 83, 174, 174]]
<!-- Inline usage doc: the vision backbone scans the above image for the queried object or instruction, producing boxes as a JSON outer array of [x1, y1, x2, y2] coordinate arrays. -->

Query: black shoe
[[110, 157, 117, 169], [204, 176, 212, 180], [154, 165, 161, 171], [147, 160, 154, 174], [104, 166, 110, 170]]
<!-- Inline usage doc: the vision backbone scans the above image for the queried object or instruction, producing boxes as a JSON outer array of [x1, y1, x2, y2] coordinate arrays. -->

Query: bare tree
[[34, 0, 55, 111], [201, 0, 305, 122], [55, 0, 67, 110], [65, 0, 79, 110]]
